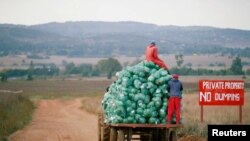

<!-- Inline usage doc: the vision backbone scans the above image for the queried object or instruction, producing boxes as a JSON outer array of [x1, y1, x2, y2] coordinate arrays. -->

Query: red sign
[[199, 80, 244, 105]]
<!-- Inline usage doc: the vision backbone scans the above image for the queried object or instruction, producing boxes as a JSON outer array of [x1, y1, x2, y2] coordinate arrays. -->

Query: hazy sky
[[0, 0, 250, 30]]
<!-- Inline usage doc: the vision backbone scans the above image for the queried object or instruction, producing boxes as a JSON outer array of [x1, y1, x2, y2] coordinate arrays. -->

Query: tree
[[27, 61, 34, 81], [96, 58, 122, 79], [175, 54, 184, 67], [107, 71, 112, 79], [64, 62, 78, 74], [79, 64, 93, 77], [22, 59, 26, 64], [230, 56, 244, 75], [246, 69, 250, 75], [91, 66, 100, 76], [0, 72, 8, 82], [27, 73, 33, 81]]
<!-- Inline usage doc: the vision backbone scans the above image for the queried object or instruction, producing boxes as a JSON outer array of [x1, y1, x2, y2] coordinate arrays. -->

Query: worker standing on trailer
[[145, 41, 169, 72], [167, 74, 183, 124]]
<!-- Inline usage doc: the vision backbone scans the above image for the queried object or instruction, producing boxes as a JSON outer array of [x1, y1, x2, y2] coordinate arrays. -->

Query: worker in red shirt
[[145, 41, 169, 71]]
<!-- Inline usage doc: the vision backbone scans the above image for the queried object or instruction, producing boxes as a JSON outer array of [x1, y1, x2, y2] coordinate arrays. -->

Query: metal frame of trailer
[[98, 114, 183, 141]]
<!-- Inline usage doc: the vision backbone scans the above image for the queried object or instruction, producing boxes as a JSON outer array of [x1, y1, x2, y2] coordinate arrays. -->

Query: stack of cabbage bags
[[102, 61, 173, 124]]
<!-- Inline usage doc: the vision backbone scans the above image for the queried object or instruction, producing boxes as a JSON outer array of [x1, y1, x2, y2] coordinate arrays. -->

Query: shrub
[[0, 93, 34, 140]]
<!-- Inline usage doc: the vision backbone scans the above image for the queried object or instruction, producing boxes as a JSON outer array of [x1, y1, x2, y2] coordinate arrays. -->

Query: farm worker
[[145, 41, 169, 72], [167, 74, 183, 124]]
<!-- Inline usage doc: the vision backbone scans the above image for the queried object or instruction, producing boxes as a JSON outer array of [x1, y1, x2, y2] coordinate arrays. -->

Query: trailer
[[98, 114, 183, 141]]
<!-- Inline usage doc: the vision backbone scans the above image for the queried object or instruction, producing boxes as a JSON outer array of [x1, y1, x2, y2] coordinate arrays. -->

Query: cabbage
[[102, 60, 178, 124]]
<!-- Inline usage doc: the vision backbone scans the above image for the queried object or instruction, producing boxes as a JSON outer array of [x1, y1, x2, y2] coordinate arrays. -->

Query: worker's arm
[[180, 82, 183, 99], [153, 47, 168, 70], [153, 47, 161, 60], [180, 83, 183, 91], [106, 86, 110, 92]]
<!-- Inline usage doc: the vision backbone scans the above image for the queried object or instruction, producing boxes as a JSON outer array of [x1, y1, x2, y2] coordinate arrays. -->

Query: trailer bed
[[109, 124, 183, 141], [110, 123, 183, 128], [98, 114, 183, 141]]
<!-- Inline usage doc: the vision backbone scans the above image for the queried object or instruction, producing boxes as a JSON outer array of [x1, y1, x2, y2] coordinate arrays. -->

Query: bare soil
[[8, 98, 207, 141], [9, 98, 97, 141]]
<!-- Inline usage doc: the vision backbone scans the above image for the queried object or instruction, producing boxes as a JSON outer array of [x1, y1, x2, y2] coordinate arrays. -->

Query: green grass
[[0, 93, 35, 140]]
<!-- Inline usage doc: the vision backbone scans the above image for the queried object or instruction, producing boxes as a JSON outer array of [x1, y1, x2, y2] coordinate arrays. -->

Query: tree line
[[170, 56, 247, 76], [62, 58, 122, 79], [1, 56, 250, 82], [0, 58, 122, 81]]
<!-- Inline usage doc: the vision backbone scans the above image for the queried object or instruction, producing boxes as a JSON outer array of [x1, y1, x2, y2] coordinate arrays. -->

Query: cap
[[150, 41, 156, 45], [173, 74, 179, 79]]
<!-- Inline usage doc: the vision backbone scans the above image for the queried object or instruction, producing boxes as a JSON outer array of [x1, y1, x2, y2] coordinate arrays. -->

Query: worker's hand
[[167, 70, 171, 75]]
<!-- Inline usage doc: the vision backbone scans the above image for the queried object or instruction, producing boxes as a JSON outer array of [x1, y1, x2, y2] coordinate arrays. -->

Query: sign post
[[240, 105, 242, 123], [201, 105, 203, 123], [199, 80, 244, 123]]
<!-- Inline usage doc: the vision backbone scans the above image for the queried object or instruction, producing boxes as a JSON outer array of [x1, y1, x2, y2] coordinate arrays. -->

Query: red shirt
[[146, 45, 168, 70]]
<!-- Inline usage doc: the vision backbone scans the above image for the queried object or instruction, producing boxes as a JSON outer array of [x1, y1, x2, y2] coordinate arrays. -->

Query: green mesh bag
[[160, 69, 168, 76], [159, 108, 166, 118], [144, 61, 156, 68], [133, 79, 142, 89], [143, 109, 152, 118], [102, 60, 175, 124], [138, 117, 146, 123], [148, 117, 160, 124]]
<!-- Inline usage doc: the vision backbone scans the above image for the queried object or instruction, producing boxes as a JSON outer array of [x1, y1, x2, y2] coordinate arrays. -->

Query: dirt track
[[9, 98, 97, 141]]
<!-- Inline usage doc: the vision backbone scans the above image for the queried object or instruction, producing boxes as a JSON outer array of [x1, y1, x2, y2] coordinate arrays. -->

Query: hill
[[1, 21, 250, 57]]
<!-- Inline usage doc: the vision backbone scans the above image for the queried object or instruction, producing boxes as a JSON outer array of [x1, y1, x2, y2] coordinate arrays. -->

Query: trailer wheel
[[169, 130, 177, 141], [140, 134, 150, 141], [98, 113, 110, 141], [118, 130, 125, 141], [140, 130, 154, 141], [98, 114, 102, 141], [102, 125, 110, 141], [159, 129, 168, 141], [151, 129, 159, 141]]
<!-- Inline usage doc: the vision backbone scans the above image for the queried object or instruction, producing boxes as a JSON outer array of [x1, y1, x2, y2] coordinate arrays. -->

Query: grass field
[[0, 78, 112, 101], [1, 76, 249, 140]]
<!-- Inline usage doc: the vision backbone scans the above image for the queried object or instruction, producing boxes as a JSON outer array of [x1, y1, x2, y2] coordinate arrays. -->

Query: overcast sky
[[0, 0, 250, 30]]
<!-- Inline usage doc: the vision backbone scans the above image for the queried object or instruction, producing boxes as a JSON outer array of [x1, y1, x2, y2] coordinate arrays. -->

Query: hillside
[[1, 21, 250, 57]]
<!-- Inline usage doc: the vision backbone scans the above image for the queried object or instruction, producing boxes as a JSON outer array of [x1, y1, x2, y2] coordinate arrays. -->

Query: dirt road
[[9, 98, 97, 141]]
